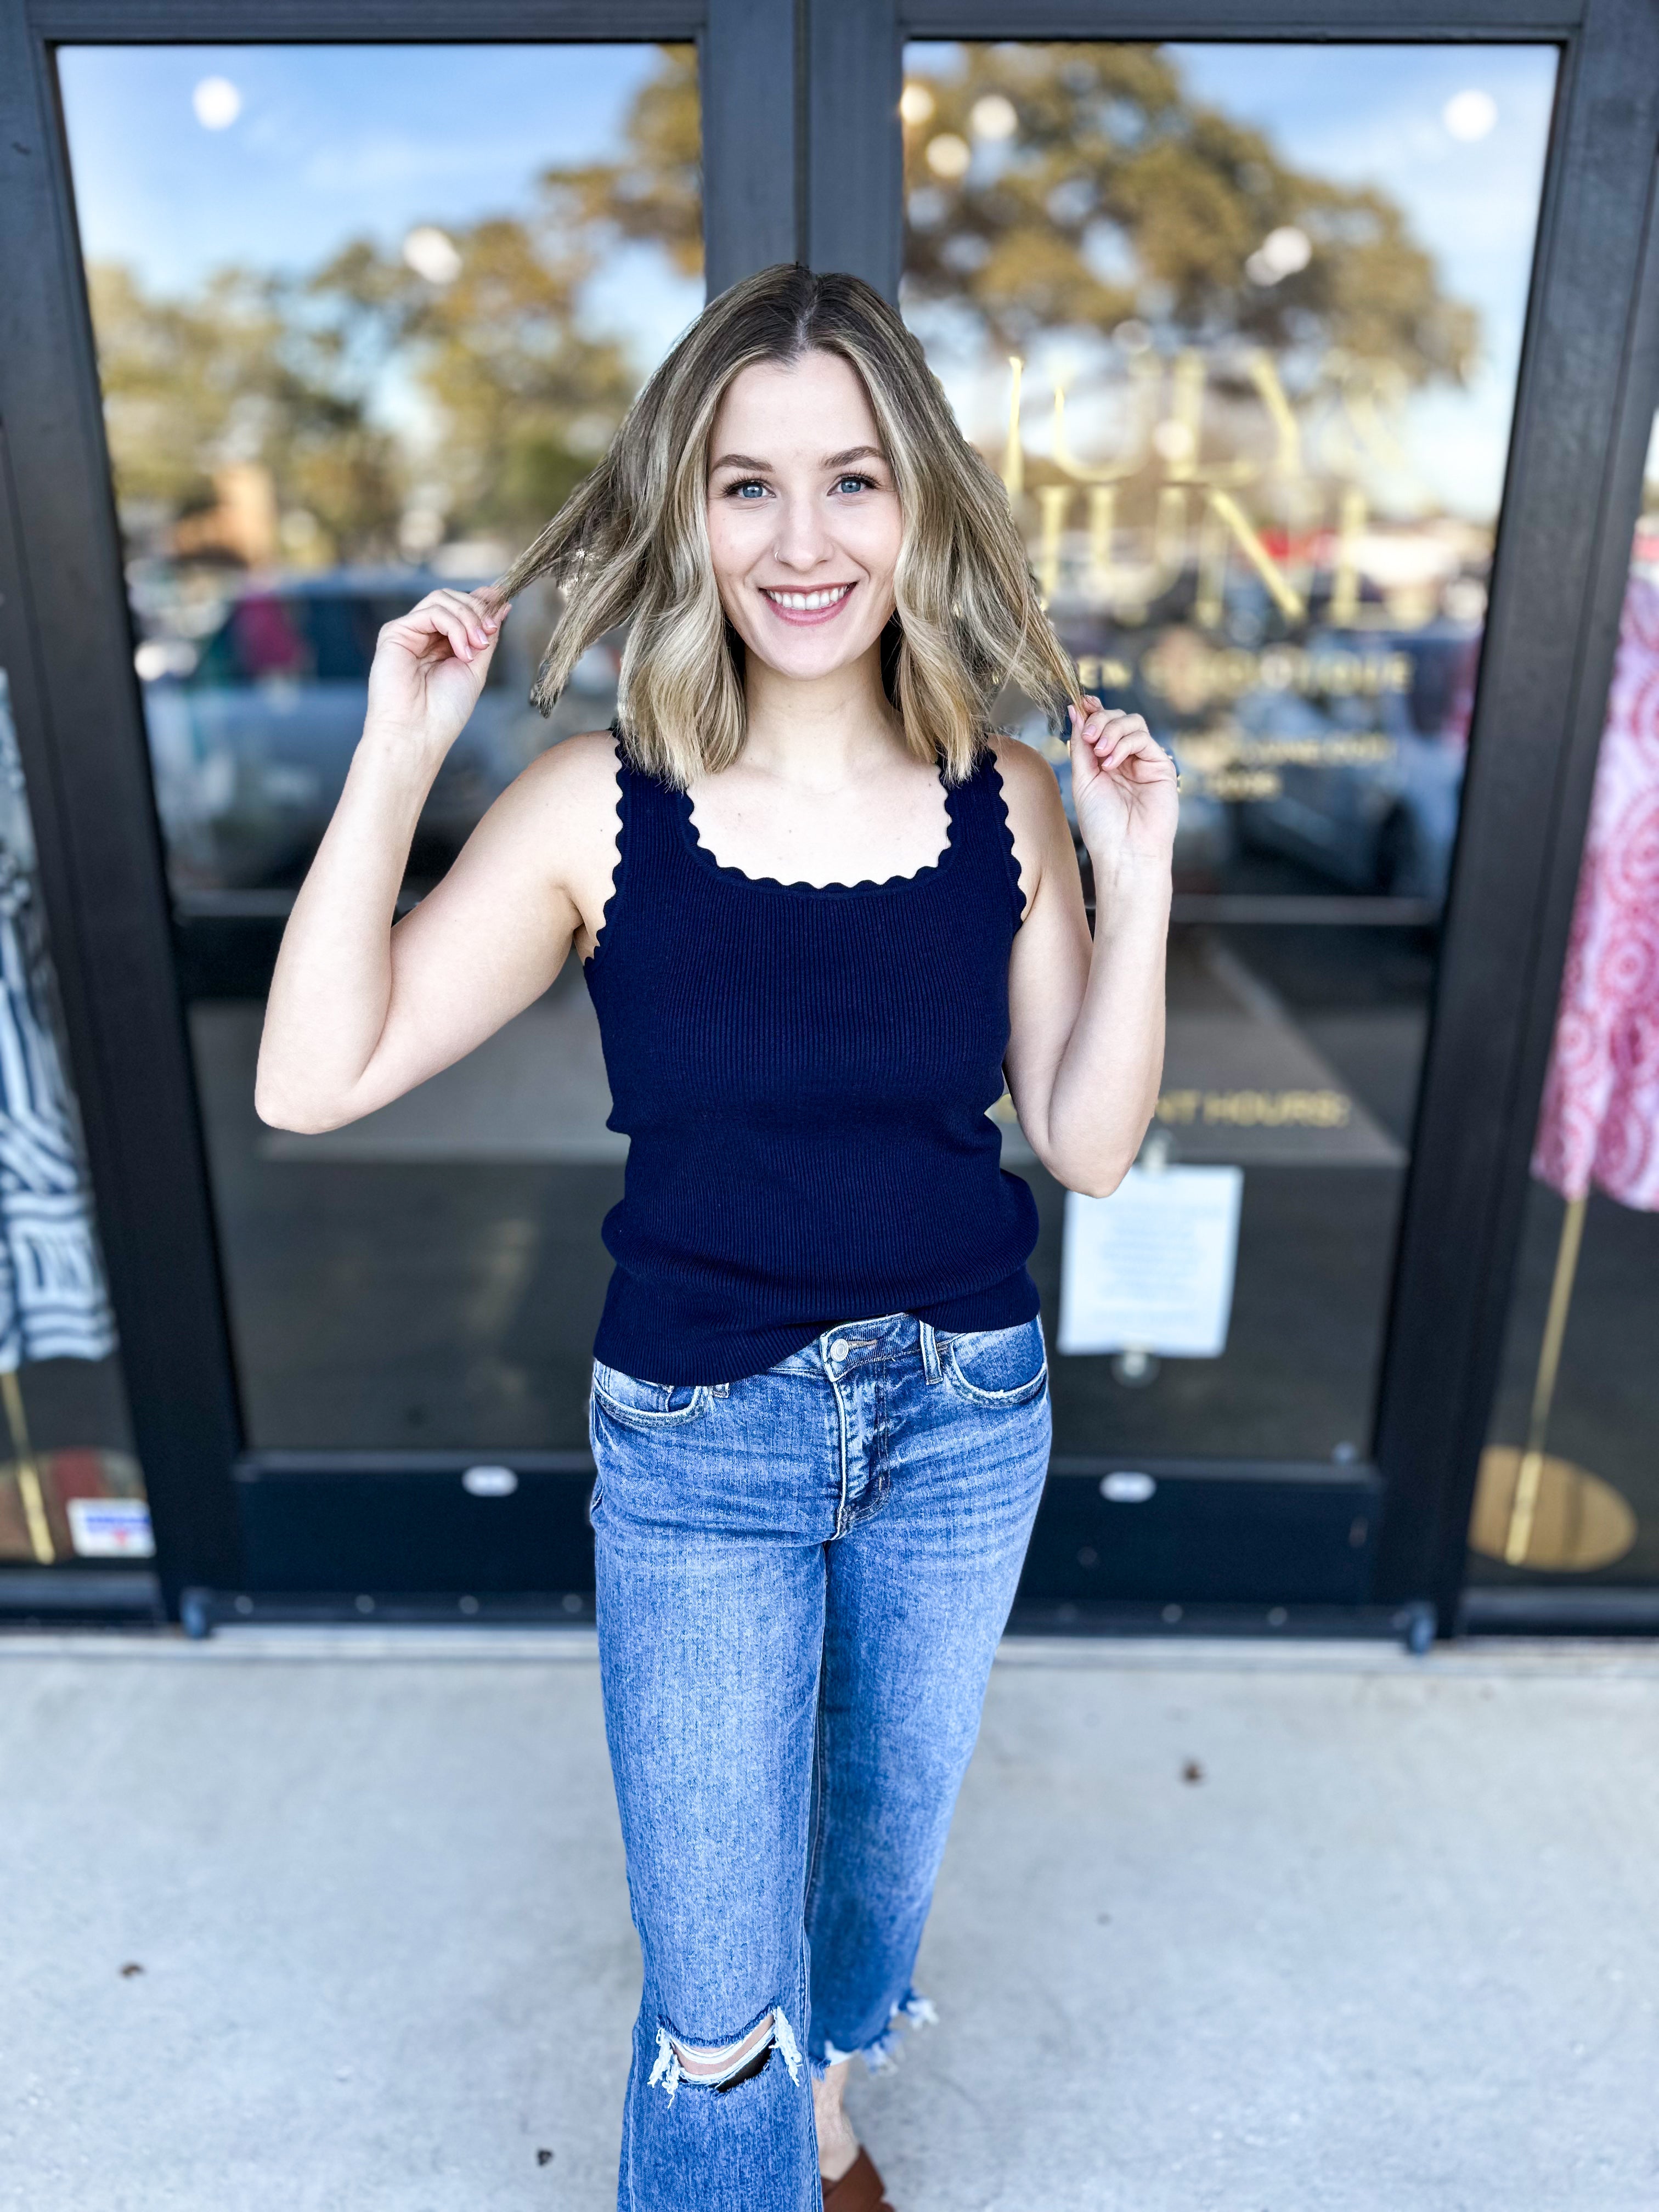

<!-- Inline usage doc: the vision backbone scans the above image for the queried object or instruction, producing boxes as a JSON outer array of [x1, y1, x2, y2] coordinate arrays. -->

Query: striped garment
[[0, 673, 116, 1369]]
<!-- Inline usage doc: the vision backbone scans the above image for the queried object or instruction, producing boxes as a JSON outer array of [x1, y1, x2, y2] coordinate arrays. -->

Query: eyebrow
[[709, 445, 887, 475]]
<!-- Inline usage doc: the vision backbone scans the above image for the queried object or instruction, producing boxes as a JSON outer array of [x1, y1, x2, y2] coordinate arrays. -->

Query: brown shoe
[[821, 2145, 894, 2212]]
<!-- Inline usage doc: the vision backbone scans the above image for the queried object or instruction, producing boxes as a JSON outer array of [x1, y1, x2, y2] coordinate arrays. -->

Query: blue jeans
[[589, 1309, 1051, 2212]]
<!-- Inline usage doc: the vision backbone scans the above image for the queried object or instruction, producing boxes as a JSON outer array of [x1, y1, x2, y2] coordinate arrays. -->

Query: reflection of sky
[[56, 40, 1559, 525], [56, 44, 704, 375], [906, 41, 1557, 523]]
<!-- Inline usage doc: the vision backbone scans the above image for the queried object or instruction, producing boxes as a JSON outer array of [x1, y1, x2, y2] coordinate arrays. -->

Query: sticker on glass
[[1059, 1166, 1244, 1359], [67, 1497, 155, 1559]]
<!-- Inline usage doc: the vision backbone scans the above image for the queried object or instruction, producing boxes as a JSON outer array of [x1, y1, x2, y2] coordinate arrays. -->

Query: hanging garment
[[0, 673, 117, 1369], [1532, 572, 1659, 1210]]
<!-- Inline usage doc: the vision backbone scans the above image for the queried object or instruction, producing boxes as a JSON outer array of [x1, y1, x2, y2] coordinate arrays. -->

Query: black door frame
[[1, 0, 1656, 1628]]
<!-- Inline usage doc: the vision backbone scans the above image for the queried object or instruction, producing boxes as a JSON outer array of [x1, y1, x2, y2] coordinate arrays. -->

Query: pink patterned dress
[[1532, 573, 1659, 1209]]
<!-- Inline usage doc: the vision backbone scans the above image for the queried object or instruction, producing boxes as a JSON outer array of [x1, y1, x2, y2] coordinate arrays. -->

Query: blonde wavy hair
[[496, 263, 1078, 788]]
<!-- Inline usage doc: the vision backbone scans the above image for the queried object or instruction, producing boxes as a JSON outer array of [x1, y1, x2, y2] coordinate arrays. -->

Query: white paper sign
[[1059, 1165, 1244, 1358], [67, 1497, 155, 1559]]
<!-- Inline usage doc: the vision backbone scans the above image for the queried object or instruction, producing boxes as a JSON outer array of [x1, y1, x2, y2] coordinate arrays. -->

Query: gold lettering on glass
[[1002, 346, 1414, 633]]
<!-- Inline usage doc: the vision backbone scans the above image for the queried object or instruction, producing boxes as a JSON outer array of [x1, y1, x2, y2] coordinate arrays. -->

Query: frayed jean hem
[[809, 1988, 939, 2080]]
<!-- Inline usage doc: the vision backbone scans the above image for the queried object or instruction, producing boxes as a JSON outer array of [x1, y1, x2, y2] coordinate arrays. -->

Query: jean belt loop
[[918, 1318, 942, 1383]]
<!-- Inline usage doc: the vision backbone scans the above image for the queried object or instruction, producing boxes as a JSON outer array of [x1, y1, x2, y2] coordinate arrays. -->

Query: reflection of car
[[1231, 624, 1479, 904], [139, 571, 585, 895], [1017, 685, 1233, 895], [1058, 592, 1482, 905]]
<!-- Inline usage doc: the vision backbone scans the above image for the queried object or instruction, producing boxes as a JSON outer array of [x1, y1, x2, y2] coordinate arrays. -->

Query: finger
[[1087, 706, 1146, 736], [1097, 729, 1162, 774], [414, 589, 496, 652], [1094, 732, 1149, 768], [427, 589, 495, 649], [1114, 738, 1177, 781], [1091, 721, 1143, 764], [1074, 698, 1144, 742], [432, 607, 482, 663], [450, 588, 510, 641], [407, 604, 479, 664], [383, 598, 475, 659], [452, 586, 511, 635], [1069, 701, 1122, 745], [1136, 744, 1180, 781]]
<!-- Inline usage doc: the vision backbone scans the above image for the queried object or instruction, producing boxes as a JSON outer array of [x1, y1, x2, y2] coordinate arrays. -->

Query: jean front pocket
[[590, 1360, 712, 1431], [940, 1316, 1048, 1407]]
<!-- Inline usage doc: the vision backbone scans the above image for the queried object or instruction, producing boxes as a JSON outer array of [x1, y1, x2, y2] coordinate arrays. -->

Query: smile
[[759, 583, 856, 624]]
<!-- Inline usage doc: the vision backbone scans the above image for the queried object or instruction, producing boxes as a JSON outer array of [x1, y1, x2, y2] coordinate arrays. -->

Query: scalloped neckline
[[675, 765, 960, 894]]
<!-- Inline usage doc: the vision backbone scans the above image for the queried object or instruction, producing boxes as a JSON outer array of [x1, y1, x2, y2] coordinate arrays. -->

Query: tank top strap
[[585, 743, 695, 975], [951, 739, 1029, 932]]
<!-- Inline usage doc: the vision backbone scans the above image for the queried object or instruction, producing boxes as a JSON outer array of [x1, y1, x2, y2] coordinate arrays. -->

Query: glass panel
[[59, 43, 702, 1448], [902, 41, 1556, 1460], [0, 670, 144, 1567], [1469, 409, 1659, 1587]]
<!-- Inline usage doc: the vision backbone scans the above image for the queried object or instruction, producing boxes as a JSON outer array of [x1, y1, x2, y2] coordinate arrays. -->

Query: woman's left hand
[[1066, 696, 1179, 881]]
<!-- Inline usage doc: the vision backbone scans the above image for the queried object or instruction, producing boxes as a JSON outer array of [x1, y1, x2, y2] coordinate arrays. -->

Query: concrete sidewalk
[[2, 1630, 1655, 2211]]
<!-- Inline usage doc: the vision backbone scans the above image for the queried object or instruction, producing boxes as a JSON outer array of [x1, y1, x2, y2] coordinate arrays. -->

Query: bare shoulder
[[986, 729, 1070, 845], [433, 726, 621, 934], [987, 727, 1060, 799], [509, 727, 622, 817], [476, 727, 619, 862]]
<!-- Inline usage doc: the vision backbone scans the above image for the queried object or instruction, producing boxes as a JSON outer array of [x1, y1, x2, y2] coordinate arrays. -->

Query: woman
[[257, 263, 1175, 2212]]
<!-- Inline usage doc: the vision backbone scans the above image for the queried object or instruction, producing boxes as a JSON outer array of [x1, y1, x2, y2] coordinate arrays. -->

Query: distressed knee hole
[[648, 2006, 804, 2103], [676, 2015, 773, 2085]]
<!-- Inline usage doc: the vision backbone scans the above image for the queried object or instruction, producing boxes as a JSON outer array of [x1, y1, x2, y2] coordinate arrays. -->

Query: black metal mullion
[[30, 0, 699, 33], [900, 0, 1582, 29], [1372, 0, 1659, 1615], [701, 0, 798, 294], [803, 0, 901, 296]]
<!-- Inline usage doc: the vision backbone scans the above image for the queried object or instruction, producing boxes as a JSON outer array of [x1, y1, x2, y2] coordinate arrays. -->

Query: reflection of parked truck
[[139, 571, 608, 899], [1230, 624, 1479, 905]]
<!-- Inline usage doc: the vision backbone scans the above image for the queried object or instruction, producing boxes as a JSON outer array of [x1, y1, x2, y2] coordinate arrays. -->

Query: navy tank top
[[582, 743, 1042, 1385]]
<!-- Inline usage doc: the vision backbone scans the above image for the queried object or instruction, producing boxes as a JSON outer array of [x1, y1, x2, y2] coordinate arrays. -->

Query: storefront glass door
[[896, 40, 1557, 1600], [59, 43, 699, 1482], [37, 20, 1647, 1617]]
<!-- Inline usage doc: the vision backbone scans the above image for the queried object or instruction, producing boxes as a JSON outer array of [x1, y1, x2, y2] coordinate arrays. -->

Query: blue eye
[[835, 473, 876, 495], [726, 478, 768, 499]]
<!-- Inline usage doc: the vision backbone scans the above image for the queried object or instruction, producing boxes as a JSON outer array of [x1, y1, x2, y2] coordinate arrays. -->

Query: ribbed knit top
[[582, 743, 1042, 1385]]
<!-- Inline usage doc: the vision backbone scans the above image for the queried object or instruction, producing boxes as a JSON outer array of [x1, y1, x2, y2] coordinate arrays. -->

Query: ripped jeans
[[589, 1310, 1051, 2212]]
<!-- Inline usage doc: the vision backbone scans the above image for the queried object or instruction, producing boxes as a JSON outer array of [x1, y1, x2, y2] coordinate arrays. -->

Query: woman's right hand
[[363, 586, 510, 763]]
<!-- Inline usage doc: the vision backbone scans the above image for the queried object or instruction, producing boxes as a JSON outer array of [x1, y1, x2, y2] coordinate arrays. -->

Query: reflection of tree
[[85, 46, 696, 567], [538, 43, 702, 280], [89, 261, 404, 560], [86, 38, 1471, 575], [306, 220, 636, 541], [902, 46, 1477, 391]]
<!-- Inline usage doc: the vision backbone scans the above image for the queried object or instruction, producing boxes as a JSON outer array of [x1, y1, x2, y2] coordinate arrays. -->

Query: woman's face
[[706, 349, 903, 685]]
